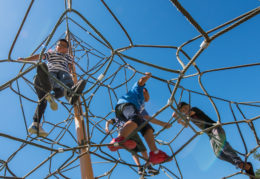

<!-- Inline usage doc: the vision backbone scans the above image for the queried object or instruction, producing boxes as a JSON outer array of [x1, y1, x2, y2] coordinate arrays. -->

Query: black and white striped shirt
[[44, 51, 73, 73]]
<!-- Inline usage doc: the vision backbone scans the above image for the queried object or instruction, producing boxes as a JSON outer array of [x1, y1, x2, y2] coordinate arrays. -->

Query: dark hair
[[177, 102, 188, 110], [58, 39, 69, 48]]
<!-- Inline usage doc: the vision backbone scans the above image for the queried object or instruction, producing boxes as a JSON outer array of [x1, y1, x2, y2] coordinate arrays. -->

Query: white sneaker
[[45, 93, 58, 111], [28, 122, 48, 137]]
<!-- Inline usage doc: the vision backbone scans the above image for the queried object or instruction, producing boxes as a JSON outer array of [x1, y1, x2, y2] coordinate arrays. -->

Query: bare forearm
[[150, 118, 164, 126], [138, 72, 151, 86], [177, 119, 187, 126], [145, 115, 171, 128], [18, 54, 43, 61], [173, 112, 188, 127], [105, 122, 110, 133]]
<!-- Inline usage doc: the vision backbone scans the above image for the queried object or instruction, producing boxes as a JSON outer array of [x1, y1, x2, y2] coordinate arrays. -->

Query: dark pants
[[115, 103, 154, 136], [33, 64, 74, 123], [209, 127, 242, 167]]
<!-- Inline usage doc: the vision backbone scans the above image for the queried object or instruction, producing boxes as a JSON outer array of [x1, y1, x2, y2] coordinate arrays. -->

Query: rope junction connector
[[200, 40, 210, 49], [97, 74, 105, 81]]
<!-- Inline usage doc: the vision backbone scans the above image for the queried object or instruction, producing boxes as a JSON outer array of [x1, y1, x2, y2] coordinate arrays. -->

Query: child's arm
[[190, 110, 196, 116], [172, 112, 189, 127], [17, 54, 45, 61], [143, 115, 172, 129], [68, 63, 73, 75], [105, 119, 113, 134], [138, 72, 152, 86]]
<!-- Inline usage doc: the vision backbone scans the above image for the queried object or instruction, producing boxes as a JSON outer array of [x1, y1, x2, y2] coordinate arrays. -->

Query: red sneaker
[[149, 150, 172, 165], [108, 136, 137, 151]]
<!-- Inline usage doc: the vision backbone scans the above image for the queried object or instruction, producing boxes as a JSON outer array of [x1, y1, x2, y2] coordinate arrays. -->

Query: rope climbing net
[[0, 0, 259, 178]]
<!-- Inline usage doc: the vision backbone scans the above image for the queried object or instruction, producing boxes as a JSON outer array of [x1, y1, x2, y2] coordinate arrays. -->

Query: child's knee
[[125, 120, 138, 128], [141, 125, 154, 136], [53, 88, 64, 98]]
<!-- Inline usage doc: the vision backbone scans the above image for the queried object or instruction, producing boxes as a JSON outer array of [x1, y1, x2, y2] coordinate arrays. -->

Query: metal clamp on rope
[[200, 40, 209, 49], [68, 0, 72, 11], [97, 73, 104, 81], [167, 98, 173, 105], [127, 64, 135, 72]]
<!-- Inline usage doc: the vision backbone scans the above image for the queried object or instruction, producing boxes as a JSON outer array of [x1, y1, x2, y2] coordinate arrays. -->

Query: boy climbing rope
[[108, 72, 172, 165], [17, 39, 86, 137], [106, 117, 159, 176], [172, 102, 255, 179]]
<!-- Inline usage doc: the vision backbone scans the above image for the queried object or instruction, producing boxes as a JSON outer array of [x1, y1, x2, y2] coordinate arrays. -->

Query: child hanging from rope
[[106, 117, 159, 176], [108, 72, 172, 165], [17, 39, 86, 137], [172, 102, 255, 178]]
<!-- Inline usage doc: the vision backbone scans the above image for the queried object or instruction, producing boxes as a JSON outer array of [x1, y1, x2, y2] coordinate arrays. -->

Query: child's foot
[[28, 122, 48, 137], [45, 93, 58, 111], [138, 167, 147, 175], [149, 150, 172, 165], [147, 165, 159, 175], [68, 79, 86, 105], [108, 136, 136, 151]]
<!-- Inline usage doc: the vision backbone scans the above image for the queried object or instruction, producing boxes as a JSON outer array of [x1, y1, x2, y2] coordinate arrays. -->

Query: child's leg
[[33, 75, 48, 123], [118, 104, 140, 137], [130, 134, 148, 159], [141, 151, 149, 160], [143, 128, 158, 152], [210, 127, 242, 166], [58, 71, 74, 89], [51, 71, 70, 98], [36, 63, 51, 92], [119, 120, 138, 137], [219, 142, 243, 166], [55, 71, 76, 102], [132, 155, 141, 166], [108, 104, 139, 151]]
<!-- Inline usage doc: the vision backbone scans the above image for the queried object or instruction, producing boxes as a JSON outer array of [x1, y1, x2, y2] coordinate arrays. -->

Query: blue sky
[[0, 0, 259, 179]]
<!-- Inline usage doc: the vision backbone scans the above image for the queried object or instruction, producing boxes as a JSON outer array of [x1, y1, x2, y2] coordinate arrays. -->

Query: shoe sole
[[138, 172, 148, 176], [46, 94, 58, 111], [108, 139, 137, 151], [28, 127, 37, 134], [148, 170, 159, 175], [69, 80, 86, 105], [28, 128, 48, 138], [150, 156, 173, 165]]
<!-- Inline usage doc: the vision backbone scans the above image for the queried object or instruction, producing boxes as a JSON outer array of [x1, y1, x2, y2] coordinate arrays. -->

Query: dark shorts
[[49, 71, 74, 90], [115, 103, 154, 136], [34, 67, 74, 99], [130, 133, 146, 153]]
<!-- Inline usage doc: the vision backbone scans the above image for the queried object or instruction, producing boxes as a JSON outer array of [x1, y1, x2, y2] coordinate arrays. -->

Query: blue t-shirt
[[117, 82, 145, 111]]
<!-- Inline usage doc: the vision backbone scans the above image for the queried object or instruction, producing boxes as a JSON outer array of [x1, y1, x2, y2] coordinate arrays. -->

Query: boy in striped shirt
[[18, 39, 86, 137]]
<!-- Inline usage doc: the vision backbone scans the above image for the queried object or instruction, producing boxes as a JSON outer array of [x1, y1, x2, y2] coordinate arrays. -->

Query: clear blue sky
[[0, 0, 259, 179]]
